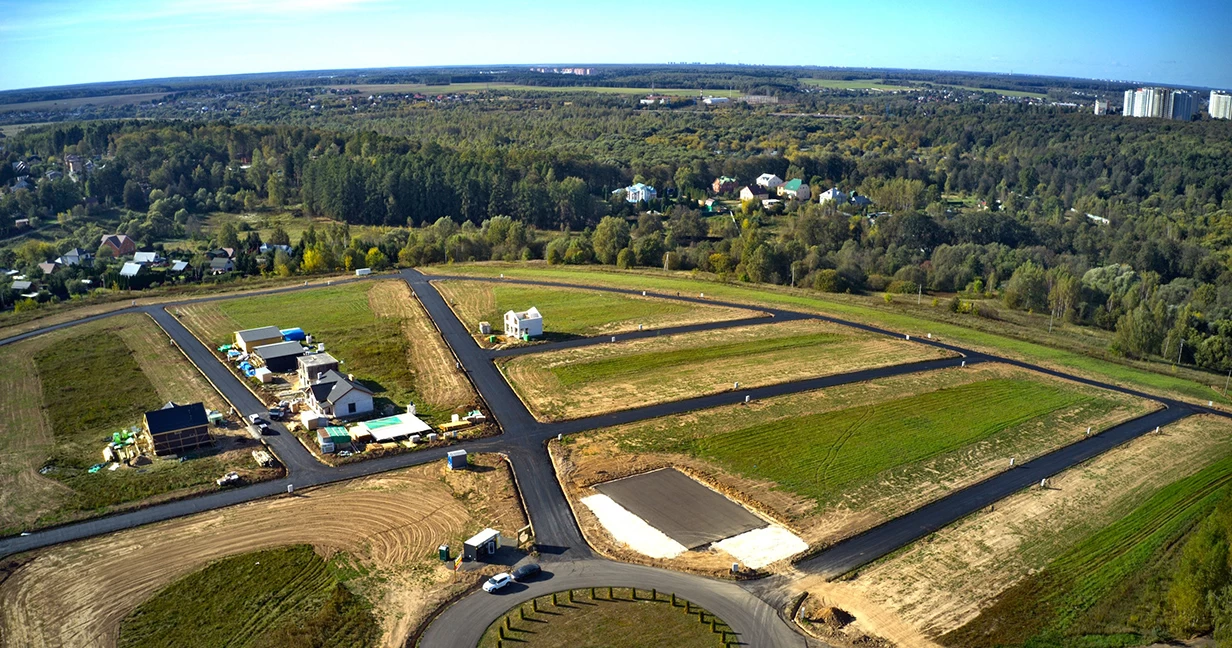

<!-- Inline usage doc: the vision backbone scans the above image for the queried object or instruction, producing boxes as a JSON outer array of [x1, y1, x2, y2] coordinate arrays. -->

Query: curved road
[[2, 267, 1229, 646]]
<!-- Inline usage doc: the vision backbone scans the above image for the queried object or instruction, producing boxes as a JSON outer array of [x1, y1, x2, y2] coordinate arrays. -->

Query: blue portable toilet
[[281, 327, 306, 341], [447, 449, 468, 470]]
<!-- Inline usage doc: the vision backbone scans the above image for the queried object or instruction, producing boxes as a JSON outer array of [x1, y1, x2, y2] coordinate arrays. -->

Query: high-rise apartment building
[[1211, 91, 1232, 120], [1121, 87, 1196, 120], [1094, 99, 1108, 115]]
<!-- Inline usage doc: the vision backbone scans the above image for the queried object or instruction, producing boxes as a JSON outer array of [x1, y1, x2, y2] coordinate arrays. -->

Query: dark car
[[511, 563, 541, 582], [259, 423, 275, 436]]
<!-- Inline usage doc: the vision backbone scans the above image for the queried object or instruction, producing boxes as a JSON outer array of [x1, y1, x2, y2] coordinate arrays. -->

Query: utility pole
[[917, 284, 922, 305], [1177, 338, 1185, 365], [1048, 307, 1054, 333]]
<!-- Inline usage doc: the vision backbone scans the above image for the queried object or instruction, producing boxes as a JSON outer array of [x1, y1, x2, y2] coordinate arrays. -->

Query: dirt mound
[[815, 606, 856, 628]]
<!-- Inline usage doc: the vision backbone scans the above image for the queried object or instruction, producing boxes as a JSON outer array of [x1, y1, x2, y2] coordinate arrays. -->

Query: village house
[[209, 257, 234, 274], [615, 183, 657, 203], [56, 248, 94, 267], [119, 262, 146, 278], [37, 261, 60, 275], [142, 401, 212, 457], [100, 234, 137, 257], [504, 307, 543, 339], [298, 352, 340, 385], [739, 185, 769, 201], [712, 176, 738, 194], [133, 251, 166, 266], [778, 179, 811, 201], [756, 173, 783, 190], [307, 370, 375, 418], [818, 187, 849, 205]]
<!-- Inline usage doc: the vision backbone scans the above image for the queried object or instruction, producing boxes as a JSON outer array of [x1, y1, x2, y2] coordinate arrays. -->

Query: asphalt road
[[418, 560, 808, 647], [4, 266, 1230, 647]]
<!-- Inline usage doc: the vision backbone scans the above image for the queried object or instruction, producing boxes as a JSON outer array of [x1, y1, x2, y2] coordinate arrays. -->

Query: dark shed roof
[[253, 340, 305, 360], [145, 402, 209, 435]]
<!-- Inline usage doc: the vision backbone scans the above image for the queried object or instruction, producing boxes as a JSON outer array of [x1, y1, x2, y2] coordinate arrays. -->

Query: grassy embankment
[[0, 314, 262, 535], [500, 319, 950, 421], [943, 451, 1232, 647], [177, 281, 473, 420], [437, 263, 1229, 407], [118, 545, 379, 648], [477, 587, 733, 648]]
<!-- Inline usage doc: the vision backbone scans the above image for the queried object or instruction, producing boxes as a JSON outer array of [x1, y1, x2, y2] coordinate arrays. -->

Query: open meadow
[[477, 588, 732, 648], [433, 279, 758, 344], [0, 314, 272, 536], [0, 92, 168, 113], [0, 455, 525, 648], [500, 318, 954, 421], [175, 280, 475, 419], [826, 414, 1232, 647], [327, 83, 741, 97], [799, 78, 920, 91], [439, 263, 1231, 408], [553, 363, 1155, 571]]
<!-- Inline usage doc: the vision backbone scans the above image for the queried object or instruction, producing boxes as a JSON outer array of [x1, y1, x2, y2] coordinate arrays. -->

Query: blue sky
[[1, 0, 1229, 92]]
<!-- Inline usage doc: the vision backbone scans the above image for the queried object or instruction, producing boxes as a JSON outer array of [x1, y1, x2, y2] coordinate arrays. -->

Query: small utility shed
[[463, 528, 501, 560], [235, 326, 283, 352], [316, 426, 350, 454], [143, 401, 212, 457], [298, 353, 339, 384], [252, 340, 304, 372]]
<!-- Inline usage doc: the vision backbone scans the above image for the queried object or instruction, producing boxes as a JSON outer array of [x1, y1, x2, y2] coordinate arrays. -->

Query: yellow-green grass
[[0, 92, 168, 113], [118, 545, 379, 648], [799, 78, 919, 91], [943, 451, 1232, 647], [500, 319, 951, 421], [437, 264, 1229, 407], [936, 84, 1048, 99], [0, 314, 258, 535], [328, 83, 741, 97], [434, 279, 755, 341], [478, 588, 731, 648]]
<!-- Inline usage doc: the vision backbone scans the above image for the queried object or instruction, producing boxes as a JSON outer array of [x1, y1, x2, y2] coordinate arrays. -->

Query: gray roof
[[170, 260, 188, 272], [145, 401, 208, 435], [310, 369, 373, 406], [11, 280, 32, 291], [236, 326, 283, 343], [119, 262, 143, 277], [253, 340, 305, 360], [209, 257, 232, 269], [133, 251, 162, 263], [298, 353, 339, 367]]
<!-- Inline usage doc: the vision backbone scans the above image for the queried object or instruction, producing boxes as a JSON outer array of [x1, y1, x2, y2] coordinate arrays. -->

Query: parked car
[[248, 414, 266, 425], [511, 563, 541, 582], [259, 423, 274, 436], [216, 471, 241, 487], [482, 573, 512, 593], [267, 407, 287, 420]]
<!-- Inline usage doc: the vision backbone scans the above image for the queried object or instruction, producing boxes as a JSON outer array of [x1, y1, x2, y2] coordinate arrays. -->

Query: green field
[[478, 588, 731, 648], [331, 83, 741, 97], [438, 264, 1230, 406], [178, 282, 437, 415], [689, 379, 1090, 507], [943, 454, 1232, 647], [118, 545, 379, 648], [939, 84, 1048, 99], [435, 279, 749, 341], [799, 78, 920, 91], [0, 92, 168, 113], [28, 328, 235, 518]]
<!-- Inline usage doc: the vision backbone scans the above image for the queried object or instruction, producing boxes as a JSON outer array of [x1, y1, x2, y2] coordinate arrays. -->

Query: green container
[[438, 544, 449, 561], [488, 335, 496, 343]]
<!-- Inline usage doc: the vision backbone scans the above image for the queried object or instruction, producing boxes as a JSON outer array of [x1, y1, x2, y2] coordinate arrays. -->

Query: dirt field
[[501, 319, 952, 421], [551, 363, 1155, 575], [0, 455, 526, 648], [0, 314, 251, 535], [832, 414, 1232, 640], [366, 281, 474, 411]]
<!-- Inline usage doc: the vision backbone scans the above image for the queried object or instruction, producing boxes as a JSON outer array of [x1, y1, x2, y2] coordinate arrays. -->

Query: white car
[[482, 573, 512, 593]]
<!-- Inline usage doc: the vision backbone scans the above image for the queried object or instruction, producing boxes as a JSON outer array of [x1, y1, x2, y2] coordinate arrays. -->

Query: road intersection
[[1, 267, 1227, 646]]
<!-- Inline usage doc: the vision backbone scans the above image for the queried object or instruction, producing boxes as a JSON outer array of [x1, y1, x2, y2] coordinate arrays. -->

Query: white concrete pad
[[712, 525, 808, 569], [581, 494, 687, 559]]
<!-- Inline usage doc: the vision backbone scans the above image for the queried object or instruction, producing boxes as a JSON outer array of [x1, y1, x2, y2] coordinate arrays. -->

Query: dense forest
[[2, 88, 1231, 372]]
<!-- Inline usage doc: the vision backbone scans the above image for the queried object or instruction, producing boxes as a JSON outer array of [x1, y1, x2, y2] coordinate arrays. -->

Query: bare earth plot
[[501, 319, 952, 421], [0, 314, 262, 536], [803, 415, 1232, 644], [0, 456, 526, 648], [552, 364, 1155, 574], [433, 279, 758, 345]]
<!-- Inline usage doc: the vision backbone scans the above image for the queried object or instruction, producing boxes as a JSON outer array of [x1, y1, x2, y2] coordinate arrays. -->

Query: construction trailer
[[463, 528, 501, 561], [447, 449, 468, 470], [143, 401, 212, 457]]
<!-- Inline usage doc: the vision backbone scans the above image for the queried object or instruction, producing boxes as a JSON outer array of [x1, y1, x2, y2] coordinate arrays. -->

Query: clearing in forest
[[500, 319, 953, 421], [553, 364, 1155, 572], [433, 279, 758, 344], [0, 456, 526, 648], [0, 314, 269, 537]]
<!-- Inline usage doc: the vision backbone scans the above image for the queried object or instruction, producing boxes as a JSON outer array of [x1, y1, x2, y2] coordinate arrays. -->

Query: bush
[[813, 269, 847, 293], [887, 280, 918, 294], [866, 274, 890, 292]]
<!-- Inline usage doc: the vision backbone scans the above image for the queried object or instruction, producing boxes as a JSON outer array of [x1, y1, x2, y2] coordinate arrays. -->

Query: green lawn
[[799, 78, 919, 91], [551, 331, 845, 387], [32, 330, 235, 515], [118, 545, 379, 648], [437, 264, 1229, 406], [478, 588, 731, 648], [690, 379, 1090, 507], [178, 282, 428, 415], [942, 454, 1232, 647], [938, 84, 1048, 99], [435, 279, 748, 340]]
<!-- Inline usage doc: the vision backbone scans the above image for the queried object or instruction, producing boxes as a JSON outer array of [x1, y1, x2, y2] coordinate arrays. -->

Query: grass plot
[[500, 319, 952, 420], [118, 545, 379, 648], [434, 279, 756, 342]]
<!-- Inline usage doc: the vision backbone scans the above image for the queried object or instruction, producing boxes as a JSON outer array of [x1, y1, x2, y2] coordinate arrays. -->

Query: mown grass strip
[[550, 331, 846, 387], [692, 379, 1089, 506]]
